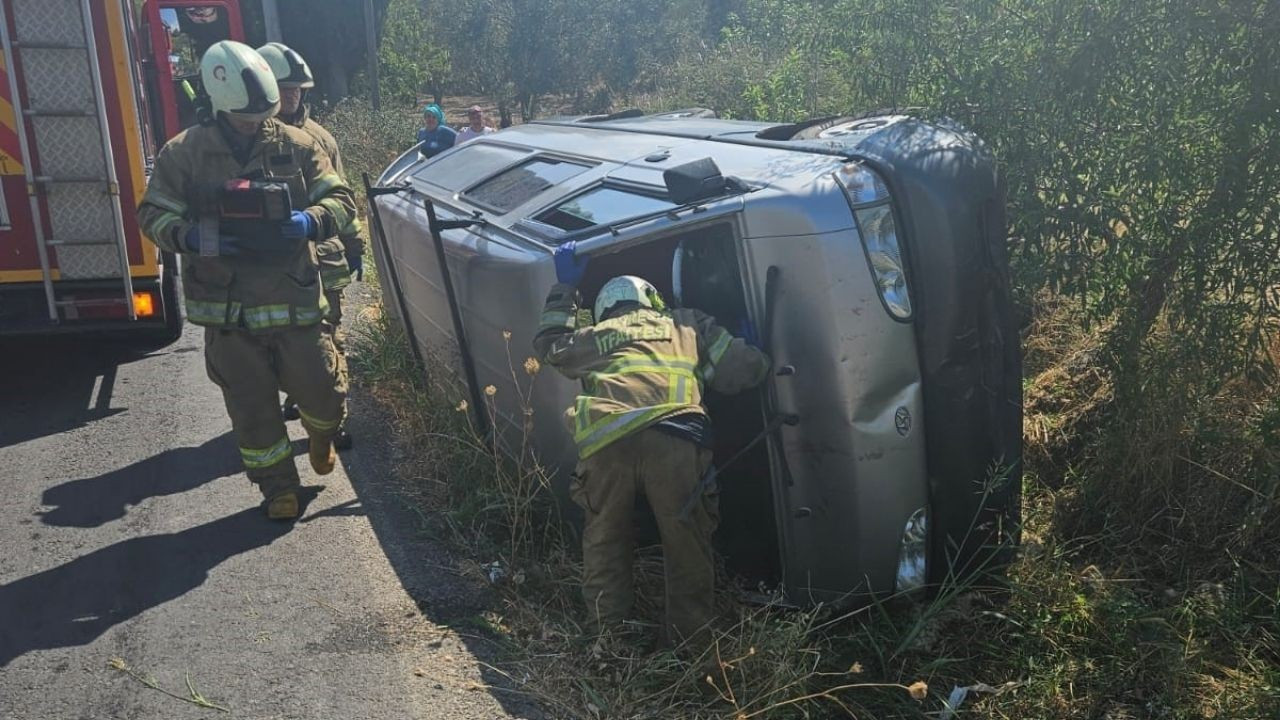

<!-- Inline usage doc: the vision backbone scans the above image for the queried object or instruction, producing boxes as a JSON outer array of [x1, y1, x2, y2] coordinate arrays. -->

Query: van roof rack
[[753, 115, 844, 141], [579, 108, 645, 123]]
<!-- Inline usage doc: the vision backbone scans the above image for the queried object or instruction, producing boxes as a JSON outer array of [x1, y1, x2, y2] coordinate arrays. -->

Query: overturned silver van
[[366, 109, 1023, 606]]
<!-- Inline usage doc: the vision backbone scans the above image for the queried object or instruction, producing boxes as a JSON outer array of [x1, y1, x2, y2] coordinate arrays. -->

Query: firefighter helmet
[[257, 42, 315, 89], [200, 41, 279, 122], [594, 275, 665, 321]]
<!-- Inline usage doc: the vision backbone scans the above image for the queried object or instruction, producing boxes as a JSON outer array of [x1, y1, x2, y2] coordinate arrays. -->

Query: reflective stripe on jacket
[[137, 118, 357, 330], [533, 283, 771, 459]]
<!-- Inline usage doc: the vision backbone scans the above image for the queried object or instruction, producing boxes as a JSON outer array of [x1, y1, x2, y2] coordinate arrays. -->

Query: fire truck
[[0, 0, 274, 338]]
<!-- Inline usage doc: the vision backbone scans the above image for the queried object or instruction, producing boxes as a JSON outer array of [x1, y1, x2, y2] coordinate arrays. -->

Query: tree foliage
[[374, 0, 1279, 394], [278, 0, 391, 102]]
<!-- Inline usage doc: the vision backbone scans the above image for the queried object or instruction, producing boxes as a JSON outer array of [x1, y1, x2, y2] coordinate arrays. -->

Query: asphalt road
[[0, 304, 542, 719]]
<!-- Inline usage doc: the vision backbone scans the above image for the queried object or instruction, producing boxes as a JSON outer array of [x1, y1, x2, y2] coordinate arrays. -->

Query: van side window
[[413, 143, 529, 192], [536, 186, 676, 234], [465, 158, 592, 213]]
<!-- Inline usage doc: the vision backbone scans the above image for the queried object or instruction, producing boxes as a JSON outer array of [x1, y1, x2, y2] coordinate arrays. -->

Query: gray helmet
[[257, 42, 315, 89], [594, 275, 665, 321]]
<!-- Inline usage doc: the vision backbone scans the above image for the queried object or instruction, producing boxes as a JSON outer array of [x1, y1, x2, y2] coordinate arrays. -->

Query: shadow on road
[[0, 337, 160, 450], [38, 436, 310, 528], [39, 433, 241, 527], [0, 490, 321, 668]]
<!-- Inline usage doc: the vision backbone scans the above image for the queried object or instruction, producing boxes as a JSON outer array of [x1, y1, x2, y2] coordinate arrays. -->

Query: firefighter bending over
[[259, 42, 364, 450], [137, 41, 356, 520], [533, 242, 771, 650]]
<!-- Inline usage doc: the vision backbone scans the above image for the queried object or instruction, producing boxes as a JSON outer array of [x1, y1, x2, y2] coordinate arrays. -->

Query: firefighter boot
[[333, 425, 354, 450], [267, 490, 300, 520], [309, 435, 336, 475], [281, 397, 300, 421]]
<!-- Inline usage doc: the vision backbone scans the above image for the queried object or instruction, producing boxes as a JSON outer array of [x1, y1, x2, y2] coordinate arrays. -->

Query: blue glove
[[182, 225, 243, 256], [281, 210, 315, 241], [737, 318, 761, 348], [346, 251, 364, 281], [553, 240, 589, 286]]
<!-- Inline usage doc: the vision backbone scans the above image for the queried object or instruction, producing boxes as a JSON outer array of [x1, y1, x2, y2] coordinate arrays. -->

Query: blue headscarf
[[422, 103, 444, 123]]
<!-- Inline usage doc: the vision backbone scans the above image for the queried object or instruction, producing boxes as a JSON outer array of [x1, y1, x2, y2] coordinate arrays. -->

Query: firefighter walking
[[259, 42, 363, 449], [138, 41, 356, 520], [533, 243, 770, 650]]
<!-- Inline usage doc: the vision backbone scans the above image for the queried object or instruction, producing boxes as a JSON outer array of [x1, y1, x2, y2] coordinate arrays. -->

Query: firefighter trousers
[[205, 324, 347, 500], [282, 288, 348, 416], [572, 429, 717, 648]]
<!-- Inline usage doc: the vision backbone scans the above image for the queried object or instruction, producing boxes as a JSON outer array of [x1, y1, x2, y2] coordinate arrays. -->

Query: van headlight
[[896, 506, 928, 592], [834, 164, 912, 320]]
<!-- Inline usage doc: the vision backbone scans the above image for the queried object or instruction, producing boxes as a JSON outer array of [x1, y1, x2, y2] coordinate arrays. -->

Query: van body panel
[[375, 191, 580, 475], [852, 120, 1023, 581], [741, 229, 926, 601]]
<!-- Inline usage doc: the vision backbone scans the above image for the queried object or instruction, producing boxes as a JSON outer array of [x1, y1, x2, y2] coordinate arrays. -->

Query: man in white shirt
[[456, 105, 495, 144]]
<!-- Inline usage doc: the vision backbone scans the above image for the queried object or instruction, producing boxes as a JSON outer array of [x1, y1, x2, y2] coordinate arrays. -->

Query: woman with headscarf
[[415, 104, 457, 159]]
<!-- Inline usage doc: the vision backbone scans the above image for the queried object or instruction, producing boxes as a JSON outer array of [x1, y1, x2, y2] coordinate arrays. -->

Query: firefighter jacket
[[288, 105, 365, 292], [534, 283, 771, 459], [138, 118, 357, 330]]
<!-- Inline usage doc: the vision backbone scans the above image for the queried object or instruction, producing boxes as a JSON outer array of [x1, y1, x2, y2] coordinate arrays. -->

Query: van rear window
[[464, 157, 592, 212], [535, 186, 676, 233]]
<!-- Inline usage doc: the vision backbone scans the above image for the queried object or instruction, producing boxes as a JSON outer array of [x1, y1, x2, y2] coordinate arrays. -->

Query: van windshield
[[464, 157, 592, 213], [535, 186, 676, 234]]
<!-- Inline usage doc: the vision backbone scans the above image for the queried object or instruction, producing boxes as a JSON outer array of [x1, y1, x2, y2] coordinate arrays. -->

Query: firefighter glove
[[737, 318, 761, 348], [554, 240, 589, 286], [281, 210, 316, 241], [347, 251, 364, 281], [182, 225, 244, 256]]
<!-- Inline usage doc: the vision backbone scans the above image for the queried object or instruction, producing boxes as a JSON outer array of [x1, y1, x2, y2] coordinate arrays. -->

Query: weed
[[107, 658, 230, 713]]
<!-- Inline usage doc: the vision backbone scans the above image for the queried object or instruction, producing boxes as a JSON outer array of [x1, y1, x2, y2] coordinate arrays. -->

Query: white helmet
[[594, 275, 665, 321], [200, 40, 279, 122], [257, 42, 314, 89]]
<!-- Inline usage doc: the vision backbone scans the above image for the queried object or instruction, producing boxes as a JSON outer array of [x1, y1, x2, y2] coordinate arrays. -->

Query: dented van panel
[[741, 228, 926, 601]]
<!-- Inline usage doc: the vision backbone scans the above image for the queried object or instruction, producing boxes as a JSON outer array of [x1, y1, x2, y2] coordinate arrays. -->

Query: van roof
[[532, 110, 916, 159], [401, 110, 937, 240]]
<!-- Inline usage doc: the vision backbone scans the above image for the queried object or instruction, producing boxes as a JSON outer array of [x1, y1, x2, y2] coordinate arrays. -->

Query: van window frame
[[457, 151, 599, 216], [518, 179, 675, 243], [410, 139, 534, 192]]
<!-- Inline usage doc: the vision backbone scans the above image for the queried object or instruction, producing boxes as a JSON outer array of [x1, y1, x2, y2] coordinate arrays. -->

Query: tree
[[277, 0, 392, 102], [378, 0, 450, 106]]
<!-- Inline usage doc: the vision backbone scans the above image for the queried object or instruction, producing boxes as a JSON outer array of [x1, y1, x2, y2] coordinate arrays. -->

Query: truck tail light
[[834, 163, 912, 320], [133, 291, 156, 317]]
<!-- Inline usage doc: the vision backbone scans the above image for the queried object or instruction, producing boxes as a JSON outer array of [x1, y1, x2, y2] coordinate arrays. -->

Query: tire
[[156, 251, 184, 343]]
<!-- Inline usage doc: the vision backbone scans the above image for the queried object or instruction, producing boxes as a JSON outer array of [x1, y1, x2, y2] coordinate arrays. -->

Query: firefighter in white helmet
[[533, 244, 771, 650], [259, 42, 363, 450], [137, 41, 355, 520]]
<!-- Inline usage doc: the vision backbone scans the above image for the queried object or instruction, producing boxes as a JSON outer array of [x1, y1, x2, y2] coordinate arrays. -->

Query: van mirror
[[664, 157, 730, 205]]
